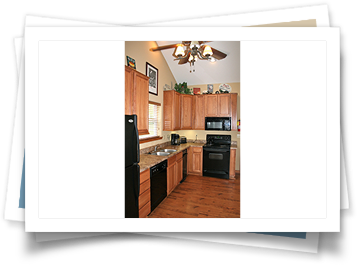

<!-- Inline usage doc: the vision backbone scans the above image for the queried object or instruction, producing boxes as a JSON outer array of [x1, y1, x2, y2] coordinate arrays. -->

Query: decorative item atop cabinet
[[174, 82, 193, 95], [126, 56, 136, 69]]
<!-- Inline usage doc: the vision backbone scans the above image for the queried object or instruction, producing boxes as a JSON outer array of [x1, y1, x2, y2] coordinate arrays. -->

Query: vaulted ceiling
[[155, 41, 240, 86]]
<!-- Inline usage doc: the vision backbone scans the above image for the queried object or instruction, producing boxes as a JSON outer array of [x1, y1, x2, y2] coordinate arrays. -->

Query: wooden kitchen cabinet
[[217, 94, 232, 117], [164, 91, 238, 131], [176, 157, 183, 185], [231, 93, 238, 130], [193, 95, 205, 130], [125, 66, 134, 115], [139, 169, 151, 218], [125, 66, 150, 135], [188, 146, 203, 176], [181, 95, 193, 129], [229, 148, 237, 178], [163, 91, 181, 131], [167, 154, 177, 194], [205, 94, 218, 117]]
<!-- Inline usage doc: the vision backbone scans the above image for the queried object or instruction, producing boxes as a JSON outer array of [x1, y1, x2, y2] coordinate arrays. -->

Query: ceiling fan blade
[[150, 43, 180, 52], [178, 56, 189, 65], [211, 47, 227, 60]]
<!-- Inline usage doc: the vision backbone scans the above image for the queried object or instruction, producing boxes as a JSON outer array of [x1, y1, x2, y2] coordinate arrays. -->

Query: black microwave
[[205, 117, 231, 131]]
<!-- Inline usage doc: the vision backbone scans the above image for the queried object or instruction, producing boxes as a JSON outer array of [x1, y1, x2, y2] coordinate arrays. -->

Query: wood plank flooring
[[148, 173, 240, 218]]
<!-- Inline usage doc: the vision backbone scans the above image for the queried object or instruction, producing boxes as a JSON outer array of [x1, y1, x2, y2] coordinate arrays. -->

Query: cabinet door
[[188, 147, 203, 176], [125, 67, 133, 115], [217, 94, 231, 117], [134, 72, 149, 135], [193, 95, 205, 130], [163, 91, 174, 131], [205, 95, 218, 117], [192, 150, 202, 175], [229, 148, 236, 178], [231, 93, 238, 130], [174, 93, 181, 130], [181, 95, 193, 129], [167, 163, 176, 194]]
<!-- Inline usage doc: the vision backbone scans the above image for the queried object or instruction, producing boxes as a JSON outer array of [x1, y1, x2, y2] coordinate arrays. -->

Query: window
[[139, 101, 162, 143]]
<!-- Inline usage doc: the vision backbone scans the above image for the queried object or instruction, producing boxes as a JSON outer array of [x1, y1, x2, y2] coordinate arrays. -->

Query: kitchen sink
[[159, 149, 177, 153], [150, 151, 171, 156]]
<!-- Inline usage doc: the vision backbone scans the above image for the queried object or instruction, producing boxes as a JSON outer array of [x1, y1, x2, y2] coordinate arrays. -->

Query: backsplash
[[140, 141, 171, 154]]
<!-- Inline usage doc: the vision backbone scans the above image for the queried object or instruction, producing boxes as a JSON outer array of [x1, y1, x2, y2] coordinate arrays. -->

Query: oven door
[[203, 148, 230, 179]]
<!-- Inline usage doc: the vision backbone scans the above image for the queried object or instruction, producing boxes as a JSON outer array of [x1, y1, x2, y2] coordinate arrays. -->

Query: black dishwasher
[[150, 160, 167, 212]]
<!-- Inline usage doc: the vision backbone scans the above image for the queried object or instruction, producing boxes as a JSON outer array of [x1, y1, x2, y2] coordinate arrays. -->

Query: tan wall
[[125, 41, 177, 149]]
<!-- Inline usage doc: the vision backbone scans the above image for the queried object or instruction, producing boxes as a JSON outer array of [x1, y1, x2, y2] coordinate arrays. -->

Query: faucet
[[154, 146, 158, 151]]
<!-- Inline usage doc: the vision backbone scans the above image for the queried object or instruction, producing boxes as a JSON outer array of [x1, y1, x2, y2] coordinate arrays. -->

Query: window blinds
[[139, 102, 160, 139]]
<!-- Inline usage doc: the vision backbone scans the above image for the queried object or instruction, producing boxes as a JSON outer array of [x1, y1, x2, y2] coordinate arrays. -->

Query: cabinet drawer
[[192, 147, 202, 153], [140, 169, 150, 184], [139, 188, 150, 209], [176, 151, 183, 160], [168, 155, 176, 167], [140, 179, 150, 195], [139, 201, 151, 218]]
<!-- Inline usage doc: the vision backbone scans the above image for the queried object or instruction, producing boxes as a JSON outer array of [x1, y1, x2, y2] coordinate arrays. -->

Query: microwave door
[[206, 121, 222, 130]]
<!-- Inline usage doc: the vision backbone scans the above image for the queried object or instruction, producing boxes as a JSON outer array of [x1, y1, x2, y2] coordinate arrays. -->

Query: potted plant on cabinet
[[174, 82, 193, 95]]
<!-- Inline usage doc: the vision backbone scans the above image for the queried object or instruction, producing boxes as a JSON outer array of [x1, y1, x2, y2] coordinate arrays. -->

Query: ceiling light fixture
[[174, 42, 214, 73], [150, 41, 228, 73]]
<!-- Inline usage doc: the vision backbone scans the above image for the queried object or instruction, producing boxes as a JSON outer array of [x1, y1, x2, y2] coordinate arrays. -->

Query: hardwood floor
[[148, 173, 240, 218]]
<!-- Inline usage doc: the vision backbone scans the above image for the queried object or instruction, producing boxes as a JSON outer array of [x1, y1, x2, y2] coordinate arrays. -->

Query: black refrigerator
[[125, 115, 140, 218]]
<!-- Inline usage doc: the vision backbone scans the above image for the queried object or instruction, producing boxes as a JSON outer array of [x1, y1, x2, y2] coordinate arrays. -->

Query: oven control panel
[[206, 134, 231, 144]]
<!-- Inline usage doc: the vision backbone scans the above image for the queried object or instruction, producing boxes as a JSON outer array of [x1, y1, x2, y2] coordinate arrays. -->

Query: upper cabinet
[[180, 95, 193, 130], [217, 94, 232, 117], [163, 90, 181, 131], [205, 94, 218, 117], [125, 66, 150, 135], [163, 91, 238, 131], [193, 95, 205, 130]]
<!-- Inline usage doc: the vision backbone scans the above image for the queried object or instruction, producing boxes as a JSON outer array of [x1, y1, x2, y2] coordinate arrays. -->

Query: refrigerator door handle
[[134, 116, 140, 163], [133, 165, 140, 207]]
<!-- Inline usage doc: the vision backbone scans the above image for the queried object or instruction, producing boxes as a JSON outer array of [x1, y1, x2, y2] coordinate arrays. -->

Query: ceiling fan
[[150, 41, 227, 72]]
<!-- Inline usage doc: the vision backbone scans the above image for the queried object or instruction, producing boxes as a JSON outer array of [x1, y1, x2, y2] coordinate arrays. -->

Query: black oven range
[[203, 134, 231, 179]]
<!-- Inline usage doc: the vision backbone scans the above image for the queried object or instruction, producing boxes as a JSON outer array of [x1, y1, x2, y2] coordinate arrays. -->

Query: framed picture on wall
[[146, 62, 158, 96]]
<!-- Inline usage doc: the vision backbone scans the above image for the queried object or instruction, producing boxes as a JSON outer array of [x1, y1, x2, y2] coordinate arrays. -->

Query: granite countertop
[[139, 142, 236, 173]]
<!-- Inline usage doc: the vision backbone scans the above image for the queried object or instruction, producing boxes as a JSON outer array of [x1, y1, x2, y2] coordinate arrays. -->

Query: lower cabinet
[[139, 169, 151, 218], [188, 146, 203, 176], [229, 148, 237, 178], [167, 155, 177, 195], [167, 151, 184, 195]]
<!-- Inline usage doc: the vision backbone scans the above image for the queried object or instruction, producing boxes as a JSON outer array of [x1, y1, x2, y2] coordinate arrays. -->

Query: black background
[[0, 1, 356, 258]]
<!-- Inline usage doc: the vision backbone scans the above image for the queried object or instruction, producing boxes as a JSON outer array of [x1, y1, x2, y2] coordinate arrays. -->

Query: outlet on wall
[[167, 135, 170, 140]]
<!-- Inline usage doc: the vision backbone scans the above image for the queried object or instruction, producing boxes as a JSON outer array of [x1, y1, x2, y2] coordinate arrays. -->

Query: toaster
[[180, 136, 187, 144]]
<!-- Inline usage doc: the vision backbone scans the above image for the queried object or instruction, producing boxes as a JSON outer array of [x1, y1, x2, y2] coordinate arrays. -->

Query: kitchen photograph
[[125, 41, 240, 218]]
